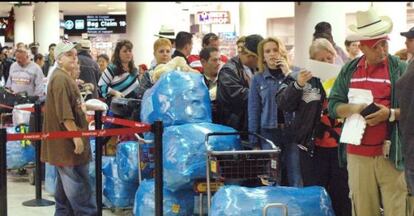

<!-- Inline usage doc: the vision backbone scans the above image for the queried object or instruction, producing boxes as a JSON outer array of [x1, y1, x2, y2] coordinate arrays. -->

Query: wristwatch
[[389, 108, 396, 122]]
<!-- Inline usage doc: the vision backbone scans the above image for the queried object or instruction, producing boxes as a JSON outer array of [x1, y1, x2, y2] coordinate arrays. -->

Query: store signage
[[64, 15, 126, 35], [196, 11, 231, 25]]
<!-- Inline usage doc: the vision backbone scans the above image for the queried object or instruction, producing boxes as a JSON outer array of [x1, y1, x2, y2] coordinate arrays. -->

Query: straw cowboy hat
[[347, 7, 393, 41], [154, 25, 176, 39]]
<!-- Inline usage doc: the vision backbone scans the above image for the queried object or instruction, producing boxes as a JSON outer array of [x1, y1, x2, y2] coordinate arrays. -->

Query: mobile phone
[[360, 103, 380, 117]]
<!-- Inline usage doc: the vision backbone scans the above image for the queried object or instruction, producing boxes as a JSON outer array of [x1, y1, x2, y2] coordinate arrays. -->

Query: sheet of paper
[[305, 59, 342, 82], [339, 88, 373, 145]]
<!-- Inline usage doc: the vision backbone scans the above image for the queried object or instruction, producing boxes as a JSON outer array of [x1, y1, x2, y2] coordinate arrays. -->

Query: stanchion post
[[34, 102, 42, 200], [22, 101, 54, 207], [153, 121, 163, 216], [95, 110, 103, 216], [0, 128, 7, 216]]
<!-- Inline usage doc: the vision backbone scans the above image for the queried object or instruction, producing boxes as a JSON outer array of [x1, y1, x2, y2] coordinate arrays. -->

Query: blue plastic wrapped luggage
[[115, 141, 139, 183], [102, 157, 139, 208], [163, 122, 241, 191], [210, 185, 335, 216], [133, 179, 194, 216], [6, 126, 35, 169], [140, 70, 212, 127]]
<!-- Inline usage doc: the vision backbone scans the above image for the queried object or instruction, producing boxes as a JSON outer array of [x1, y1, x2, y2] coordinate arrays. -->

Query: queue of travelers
[[2, 6, 414, 216]]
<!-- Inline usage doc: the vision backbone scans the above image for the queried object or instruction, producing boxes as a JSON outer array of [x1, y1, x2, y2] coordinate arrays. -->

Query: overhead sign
[[196, 11, 231, 25], [64, 15, 126, 35]]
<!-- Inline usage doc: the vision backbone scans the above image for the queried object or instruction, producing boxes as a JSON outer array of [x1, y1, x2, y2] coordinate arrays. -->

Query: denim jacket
[[248, 66, 294, 145]]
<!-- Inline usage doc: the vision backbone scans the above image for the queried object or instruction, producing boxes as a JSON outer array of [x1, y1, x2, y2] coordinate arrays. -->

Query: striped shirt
[[98, 64, 140, 98]]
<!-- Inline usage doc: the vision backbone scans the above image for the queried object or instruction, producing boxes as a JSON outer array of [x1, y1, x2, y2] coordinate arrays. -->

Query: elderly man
[[41, 41, 97, 215], [5, 47, 45, 97], [328, 7, 410, 216], [77, 39, 100, 99]]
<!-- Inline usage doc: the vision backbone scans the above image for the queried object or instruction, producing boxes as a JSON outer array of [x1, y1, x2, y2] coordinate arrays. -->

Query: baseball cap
[[54, 40, 76, 59], [400, 26, 414, 38]]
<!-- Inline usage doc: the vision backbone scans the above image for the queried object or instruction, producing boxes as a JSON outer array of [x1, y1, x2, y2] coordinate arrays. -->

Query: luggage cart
[[205, 131, 287, 215]]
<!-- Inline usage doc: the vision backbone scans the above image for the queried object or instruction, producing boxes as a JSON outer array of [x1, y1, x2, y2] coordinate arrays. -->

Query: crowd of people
[[2, 6, 414, 216]]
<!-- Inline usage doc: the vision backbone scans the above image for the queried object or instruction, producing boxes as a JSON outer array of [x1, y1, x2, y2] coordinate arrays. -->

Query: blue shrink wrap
[[6, 127, 35, 169], [102, 157, 139, 208], [116, 141, 139, 183], [140, 70, 212, 127], [210, 185, 335, 216], [163, 123, 241, 191], [133, 179, 194, 216]]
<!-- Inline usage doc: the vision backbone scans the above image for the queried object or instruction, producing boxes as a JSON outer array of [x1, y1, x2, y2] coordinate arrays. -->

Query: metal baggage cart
[[205, 131, 288, 216]]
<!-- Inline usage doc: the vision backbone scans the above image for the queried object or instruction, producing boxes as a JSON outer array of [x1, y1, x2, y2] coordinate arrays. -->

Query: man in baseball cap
[[397, 26, 414, 214], [400, 26, 414, 62], [42, 40, 97, 215]]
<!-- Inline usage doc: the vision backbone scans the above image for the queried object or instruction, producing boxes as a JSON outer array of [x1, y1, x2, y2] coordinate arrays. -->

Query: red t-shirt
[[347, 57, 391, 156]]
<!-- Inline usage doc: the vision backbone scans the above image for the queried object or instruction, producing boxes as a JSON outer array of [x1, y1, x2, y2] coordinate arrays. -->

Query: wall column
[[126, 2, 179, 66], [34, 2, 60, 54], [14, 4, 34, 46]]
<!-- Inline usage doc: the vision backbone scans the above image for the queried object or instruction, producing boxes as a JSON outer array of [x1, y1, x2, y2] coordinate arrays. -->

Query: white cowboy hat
[[347, 7, 393, 41], [154, 25, 176, 40]]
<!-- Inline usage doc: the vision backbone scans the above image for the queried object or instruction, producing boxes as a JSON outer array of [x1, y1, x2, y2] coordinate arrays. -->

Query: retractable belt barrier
[[0, 102, 163, 216]]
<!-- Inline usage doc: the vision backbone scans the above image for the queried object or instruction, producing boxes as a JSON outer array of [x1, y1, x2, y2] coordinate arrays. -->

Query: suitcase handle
[[262, 203, 288, 216]]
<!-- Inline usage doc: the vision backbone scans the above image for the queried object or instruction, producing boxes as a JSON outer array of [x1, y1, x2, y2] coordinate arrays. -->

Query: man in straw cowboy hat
[[328, 7, 412, 216]]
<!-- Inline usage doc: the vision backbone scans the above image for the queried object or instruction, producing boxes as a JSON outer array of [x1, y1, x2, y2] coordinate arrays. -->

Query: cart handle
[[262, 203, 288, 216], [205, 131, 277, 150]]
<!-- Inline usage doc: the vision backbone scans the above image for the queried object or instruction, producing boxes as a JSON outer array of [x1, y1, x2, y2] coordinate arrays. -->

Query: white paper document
[[305, 59, 342, 82], [339, 88, 373, 145]]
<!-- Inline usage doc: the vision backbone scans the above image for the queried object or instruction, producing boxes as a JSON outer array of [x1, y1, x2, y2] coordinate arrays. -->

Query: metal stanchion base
[[22, 198, 55, 207]]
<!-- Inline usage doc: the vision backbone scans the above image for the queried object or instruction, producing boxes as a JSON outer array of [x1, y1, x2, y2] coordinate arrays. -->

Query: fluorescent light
[[97, 4, 108, 7], [107, 11, 125, 15]]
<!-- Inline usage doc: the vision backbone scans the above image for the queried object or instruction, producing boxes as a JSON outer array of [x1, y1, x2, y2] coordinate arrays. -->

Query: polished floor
[[6, 169, 132, 216]]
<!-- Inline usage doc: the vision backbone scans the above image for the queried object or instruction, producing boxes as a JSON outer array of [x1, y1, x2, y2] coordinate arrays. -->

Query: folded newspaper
[[339, 88, 373, 145]]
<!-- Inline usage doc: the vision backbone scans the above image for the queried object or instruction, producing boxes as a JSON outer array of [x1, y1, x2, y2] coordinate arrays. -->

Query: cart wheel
[[28, 169, 35, 185]]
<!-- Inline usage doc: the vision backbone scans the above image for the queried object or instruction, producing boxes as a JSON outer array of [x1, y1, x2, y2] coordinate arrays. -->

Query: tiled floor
[[6, 169, 132, 216]]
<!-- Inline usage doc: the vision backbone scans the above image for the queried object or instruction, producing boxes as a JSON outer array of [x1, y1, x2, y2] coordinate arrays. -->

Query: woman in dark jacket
[[276, 38, 351, 216]]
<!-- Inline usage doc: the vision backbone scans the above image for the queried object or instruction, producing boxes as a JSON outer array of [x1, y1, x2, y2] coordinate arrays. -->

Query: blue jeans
[[55, 164, 97, 216], [260, 128, 303, 187]]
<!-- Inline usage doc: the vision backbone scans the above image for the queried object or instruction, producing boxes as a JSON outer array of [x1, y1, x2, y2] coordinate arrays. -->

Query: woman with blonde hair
[[137, 38, 172, 99], [248, 37, 301, 186], [277, 38, 351, 216]]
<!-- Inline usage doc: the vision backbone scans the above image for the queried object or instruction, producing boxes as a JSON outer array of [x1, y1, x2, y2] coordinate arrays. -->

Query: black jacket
[[276, 74, 325, 151], [172, 50, 190, 64], [78, 50, 100, 99], [216, 56, 252, 131]]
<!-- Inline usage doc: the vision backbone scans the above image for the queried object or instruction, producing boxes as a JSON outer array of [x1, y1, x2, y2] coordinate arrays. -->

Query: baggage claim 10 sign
[[64, 15, 126, 35]]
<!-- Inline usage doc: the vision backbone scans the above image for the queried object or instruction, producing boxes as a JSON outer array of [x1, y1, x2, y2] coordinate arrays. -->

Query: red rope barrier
[[6, 126, 152, 141]]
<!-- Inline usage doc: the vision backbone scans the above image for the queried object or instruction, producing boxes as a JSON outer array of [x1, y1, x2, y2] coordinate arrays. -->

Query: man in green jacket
[[328, 7, 410, 216]]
